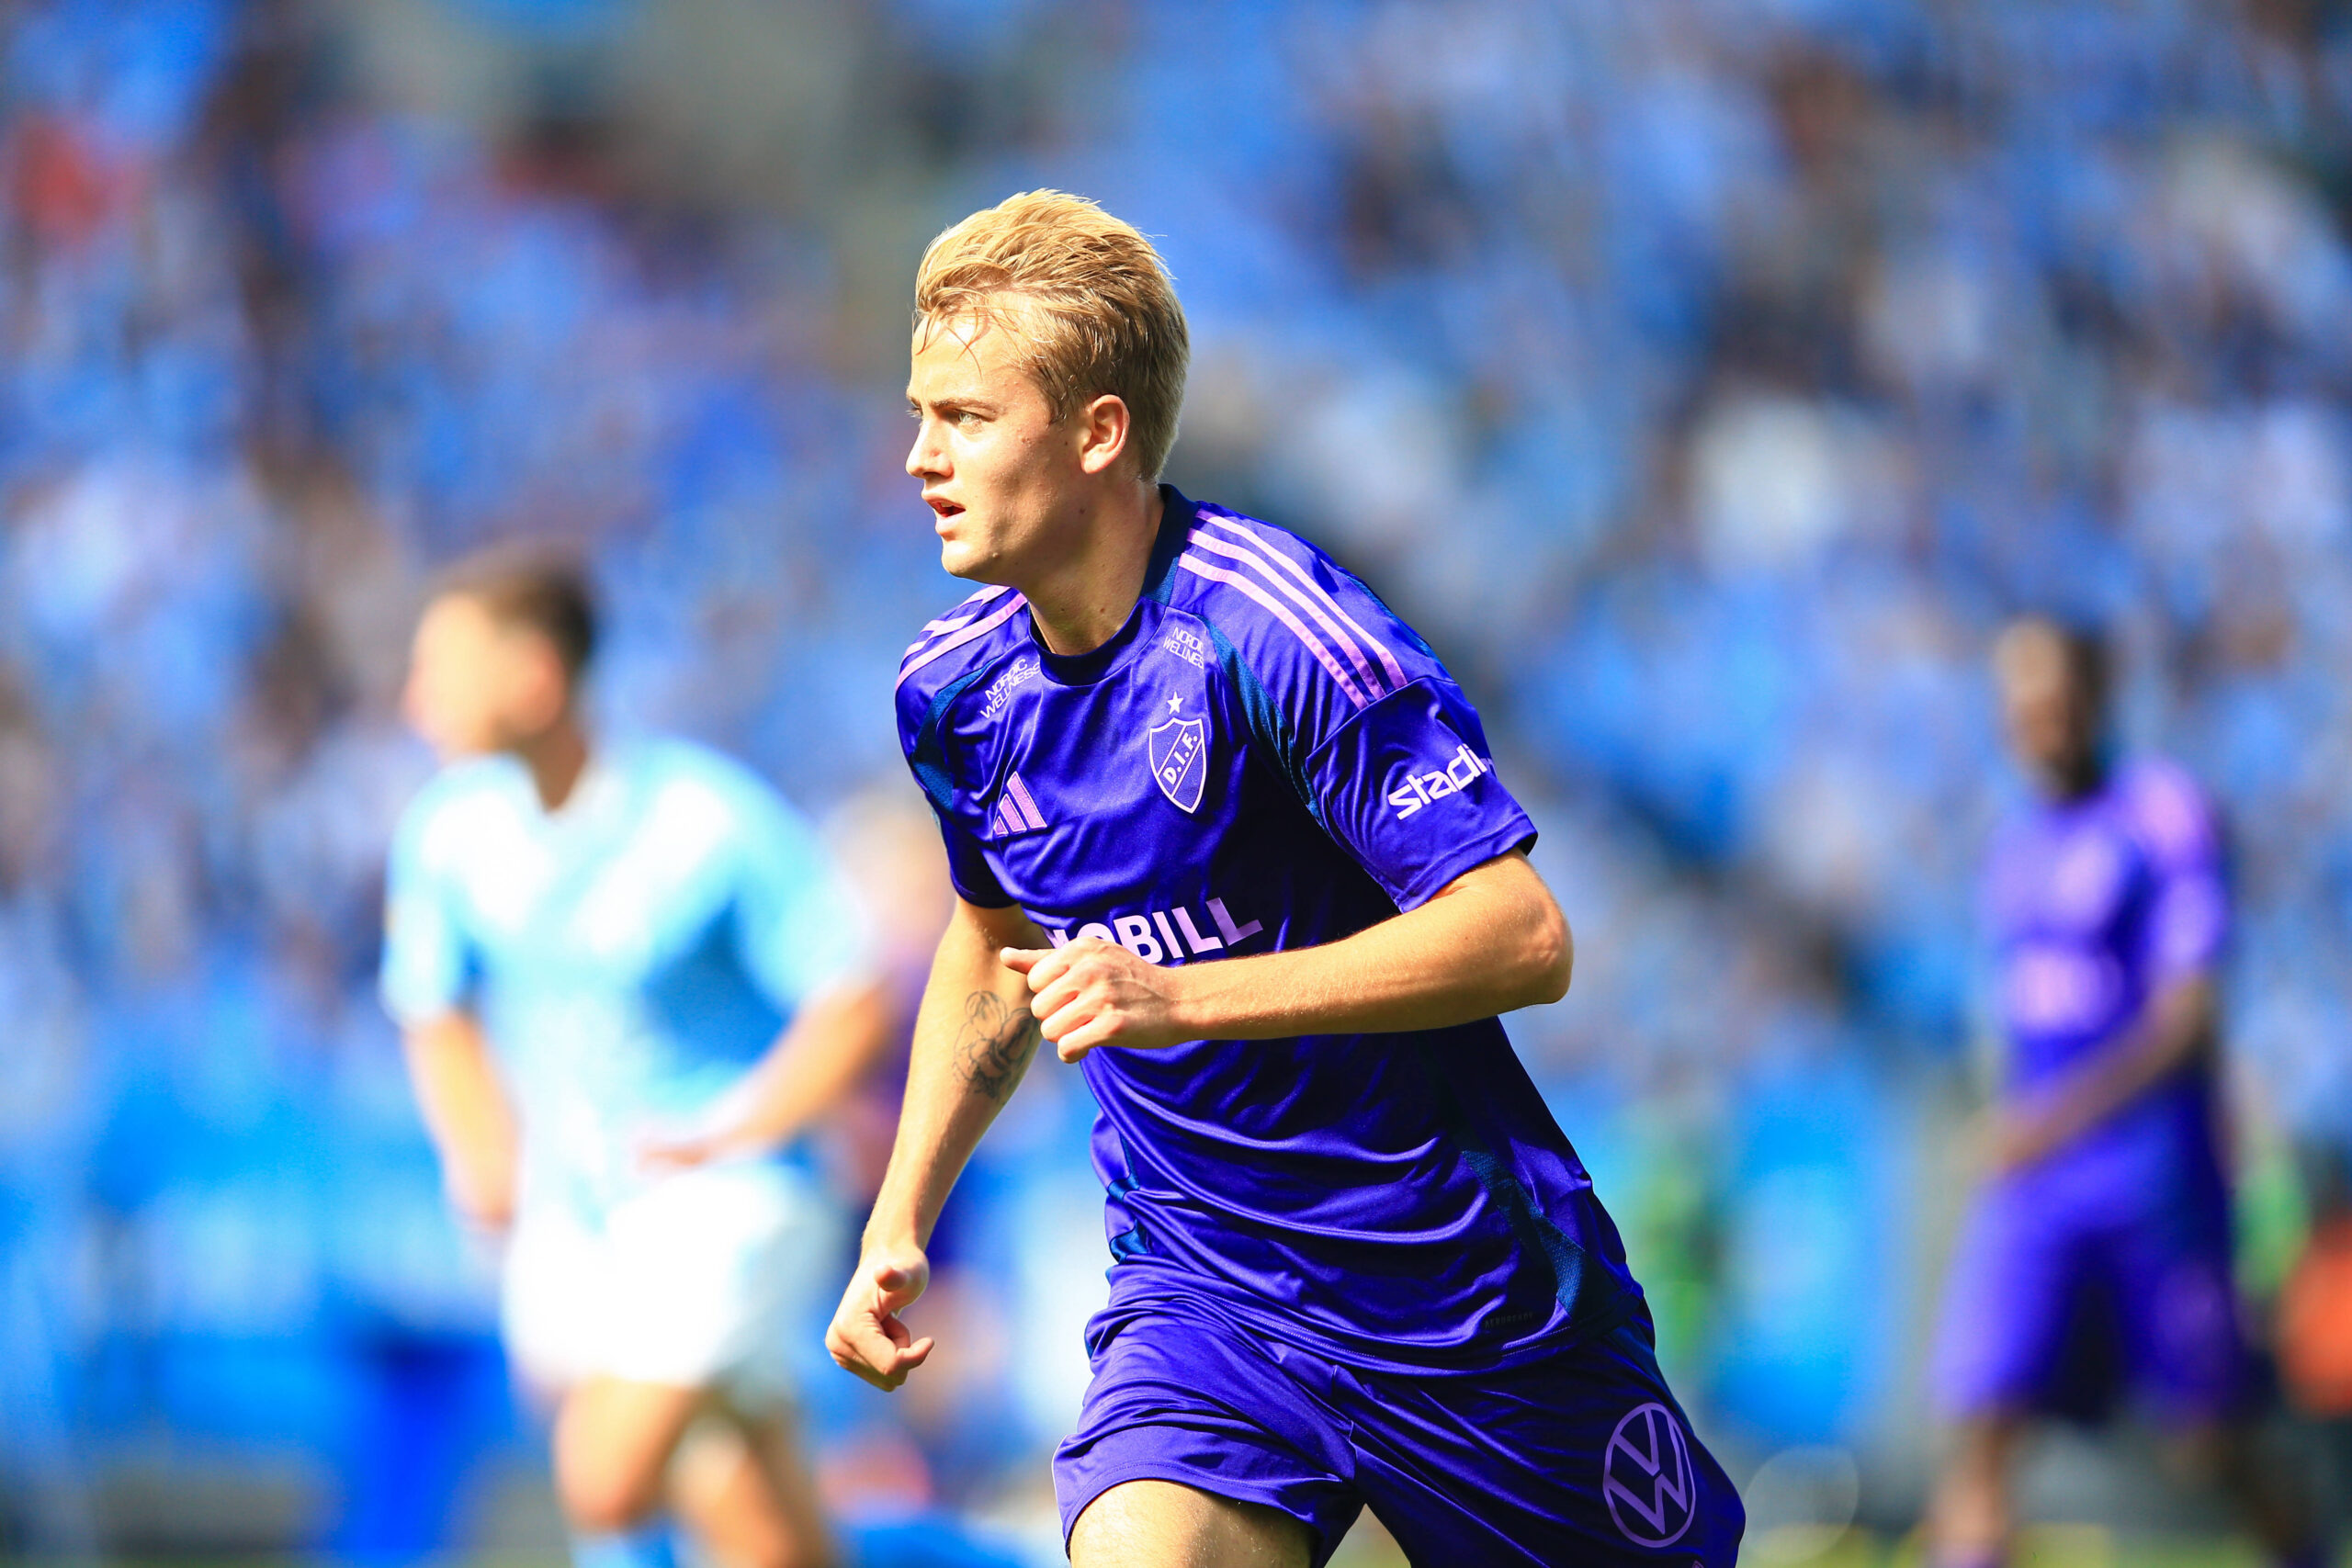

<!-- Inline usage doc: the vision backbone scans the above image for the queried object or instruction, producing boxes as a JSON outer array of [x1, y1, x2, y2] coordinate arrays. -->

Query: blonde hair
[[915, 189, 1189, 481]]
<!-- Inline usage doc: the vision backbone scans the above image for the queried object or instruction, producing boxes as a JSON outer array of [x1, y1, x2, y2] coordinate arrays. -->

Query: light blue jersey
[[382, 738, 871, 1217]]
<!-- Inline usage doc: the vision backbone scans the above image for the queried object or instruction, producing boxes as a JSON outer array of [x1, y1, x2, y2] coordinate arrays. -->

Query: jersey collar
[[1140, 483, 1196, 605]]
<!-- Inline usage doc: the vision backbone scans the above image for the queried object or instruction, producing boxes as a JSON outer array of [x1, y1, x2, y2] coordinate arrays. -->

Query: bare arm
[[401, 1012, 520, 1229], [1005, 851, 1571, 1061], [827, 895, 1046, 1391], [639, 977, 897, 1169], [1990, 974, 2216, 1173]]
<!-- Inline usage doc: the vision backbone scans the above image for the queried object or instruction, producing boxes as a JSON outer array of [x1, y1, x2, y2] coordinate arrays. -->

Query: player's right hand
[[826, 1244, 934, 1392]]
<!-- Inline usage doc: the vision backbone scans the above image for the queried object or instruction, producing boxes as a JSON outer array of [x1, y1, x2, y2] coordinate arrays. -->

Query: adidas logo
[[989, 773, 1049, 840]]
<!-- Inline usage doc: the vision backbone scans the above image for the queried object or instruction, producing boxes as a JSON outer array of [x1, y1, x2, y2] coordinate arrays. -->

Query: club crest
[[1147, 716, 1207, 814]]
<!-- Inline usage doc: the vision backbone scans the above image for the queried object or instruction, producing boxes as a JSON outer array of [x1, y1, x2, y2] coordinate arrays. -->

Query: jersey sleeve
[[730, 784, 878, 1010], [2132, 765, 2229, 979], [1304, 677, 1537, 908], [895, 630, 1015, 908], [924, 804, 1010, 908], [1176, 511, 1536, 909], [379, 794, 478, 1025]]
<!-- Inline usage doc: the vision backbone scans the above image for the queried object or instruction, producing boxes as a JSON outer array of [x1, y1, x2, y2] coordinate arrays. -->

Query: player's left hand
[[1001, 939, 1193, 1061], [635, 1131, 723, 1173], [1980, 1105, 2064, 1175], [633, 1110, 754, 1173]]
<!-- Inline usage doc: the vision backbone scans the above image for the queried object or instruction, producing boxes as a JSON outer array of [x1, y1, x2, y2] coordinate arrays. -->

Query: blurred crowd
[[3, 0, 2351, 1557]]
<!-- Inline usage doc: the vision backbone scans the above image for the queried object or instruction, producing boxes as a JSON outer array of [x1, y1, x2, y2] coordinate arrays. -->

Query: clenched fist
[[1001, 938, 1197, 1061], [826, 1244, 934, 1392]]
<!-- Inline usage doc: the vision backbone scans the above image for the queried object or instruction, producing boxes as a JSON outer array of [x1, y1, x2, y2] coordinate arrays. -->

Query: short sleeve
[[1303, 677, 1538, 909], [2132, 768, 2229, 979], [928, 804, 1012, 908], [895, 615, 1018, 910], [733, 787, 879, 1010], [380, 801, 477, 1025]]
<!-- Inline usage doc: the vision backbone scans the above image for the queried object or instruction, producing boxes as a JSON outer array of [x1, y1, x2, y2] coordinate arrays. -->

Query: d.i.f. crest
[[1147, 715, 1207, 814]]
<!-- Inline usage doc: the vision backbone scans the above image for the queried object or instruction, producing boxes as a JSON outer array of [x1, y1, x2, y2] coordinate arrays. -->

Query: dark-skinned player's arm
[[1001, 848, 1569, 1062], [827, 895, 1047, 1392], [401, 1011, 521, 1230], [1985, 973, 2216, 1173], [639, 978, 898, 1171]]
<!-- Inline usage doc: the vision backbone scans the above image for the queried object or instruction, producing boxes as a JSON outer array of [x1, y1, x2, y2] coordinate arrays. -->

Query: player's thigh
[[502, 1201, 616, 1401], [2109, 1213, 2250, 1422], [604, 1162, 842, 1396], [553, 1376, 708, 1530], [1070, 1478, 1314, 1568], [1349, 1320, 1744, 1568], [1929, 1187, 2084, 1418], [670, 1409, 834, 1568], [1055, 1310, 1361, 1562]]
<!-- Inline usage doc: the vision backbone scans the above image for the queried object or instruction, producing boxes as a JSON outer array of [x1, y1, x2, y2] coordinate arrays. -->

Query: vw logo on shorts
[[1602, 1401, 1696, 1548]]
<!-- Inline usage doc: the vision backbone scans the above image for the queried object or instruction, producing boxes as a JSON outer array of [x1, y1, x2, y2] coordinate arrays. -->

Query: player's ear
[[1075, 393, 1132, 477]]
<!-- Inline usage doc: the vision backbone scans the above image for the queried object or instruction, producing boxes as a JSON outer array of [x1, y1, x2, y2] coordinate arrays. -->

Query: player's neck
[[1021, 482, 1165, 657], [514, 715, 592, 813], [2041, 749, 2107, 804]]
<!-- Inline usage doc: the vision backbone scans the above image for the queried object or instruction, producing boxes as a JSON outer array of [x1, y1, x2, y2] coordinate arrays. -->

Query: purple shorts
[[1934, 1170, 2250, 1425], [1053, 1303, 1744, 1567]]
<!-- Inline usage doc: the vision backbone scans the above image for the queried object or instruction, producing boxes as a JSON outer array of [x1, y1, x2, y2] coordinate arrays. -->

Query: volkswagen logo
[[1603, 1401, 1697, 1548]]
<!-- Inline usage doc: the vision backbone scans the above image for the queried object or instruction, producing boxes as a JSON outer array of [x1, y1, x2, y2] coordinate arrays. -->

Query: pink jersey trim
[[896, 593, 1028, 690], [1184, 528, 1388, 699], [1176, 553, 1370, 708], [904, 585, 1017, 659], [1200, 513, 1408, 690]]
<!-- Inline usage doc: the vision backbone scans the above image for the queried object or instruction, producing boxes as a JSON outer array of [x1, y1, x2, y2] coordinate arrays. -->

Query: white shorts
[[501, 1159, 843, 1404]]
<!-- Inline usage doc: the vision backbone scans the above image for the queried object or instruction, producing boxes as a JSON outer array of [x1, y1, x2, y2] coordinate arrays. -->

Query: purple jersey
[[1935, 759, 2244, 1424], [1984, 757, 2229, 1167], [896, 489, 1640, 1372]]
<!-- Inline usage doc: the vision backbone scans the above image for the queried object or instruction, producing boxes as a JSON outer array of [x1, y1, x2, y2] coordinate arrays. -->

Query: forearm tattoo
[[954, 990, 1041, 1103]]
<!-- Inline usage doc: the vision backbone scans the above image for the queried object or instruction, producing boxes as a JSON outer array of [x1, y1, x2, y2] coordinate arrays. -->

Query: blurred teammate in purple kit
[[1927, 617, 2321, 1568], [824, 189, 1744, 1567]]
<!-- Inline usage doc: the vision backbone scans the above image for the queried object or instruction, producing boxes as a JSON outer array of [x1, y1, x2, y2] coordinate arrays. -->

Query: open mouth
[[926, 497, 964, 522]]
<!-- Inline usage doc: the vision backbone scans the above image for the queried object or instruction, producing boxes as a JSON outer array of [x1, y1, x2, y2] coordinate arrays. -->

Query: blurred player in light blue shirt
[[384, 550, 890, 1568]]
